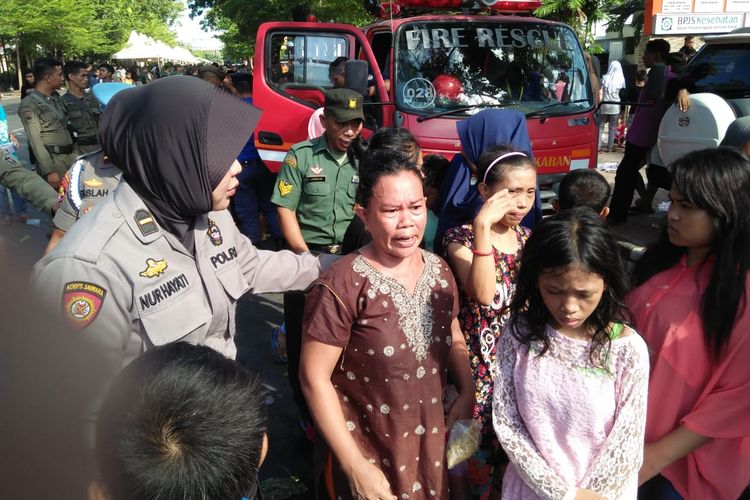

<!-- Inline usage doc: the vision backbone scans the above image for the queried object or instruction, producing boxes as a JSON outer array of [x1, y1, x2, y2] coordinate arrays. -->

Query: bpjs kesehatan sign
[[654, 12, 745, 34]]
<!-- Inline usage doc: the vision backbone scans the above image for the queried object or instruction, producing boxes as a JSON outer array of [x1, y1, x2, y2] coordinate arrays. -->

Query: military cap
[[324, 88, 364, 123]]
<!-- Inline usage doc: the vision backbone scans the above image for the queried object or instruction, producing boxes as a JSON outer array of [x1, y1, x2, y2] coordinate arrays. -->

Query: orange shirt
[[627, 257, 750, 500]]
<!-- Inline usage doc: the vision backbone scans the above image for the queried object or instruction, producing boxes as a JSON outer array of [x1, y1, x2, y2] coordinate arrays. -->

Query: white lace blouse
[[492, 323, 650, 499]]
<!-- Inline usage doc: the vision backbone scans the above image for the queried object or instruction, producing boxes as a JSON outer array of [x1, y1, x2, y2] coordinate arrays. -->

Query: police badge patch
[[62, 281, 107, 330], [207, 218, 223, 246]]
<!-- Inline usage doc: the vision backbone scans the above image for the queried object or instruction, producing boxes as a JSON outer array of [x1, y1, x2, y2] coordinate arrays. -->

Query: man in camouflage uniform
[[61, 61, 101, 156], [18, 58, 76, 190]]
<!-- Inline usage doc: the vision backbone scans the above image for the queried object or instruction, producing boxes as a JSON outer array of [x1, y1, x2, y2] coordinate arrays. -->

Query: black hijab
[[98, 76, 261, 247]]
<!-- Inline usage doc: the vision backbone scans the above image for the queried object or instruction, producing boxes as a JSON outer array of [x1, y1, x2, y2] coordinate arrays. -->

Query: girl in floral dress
[[444, 145, 536, 496]]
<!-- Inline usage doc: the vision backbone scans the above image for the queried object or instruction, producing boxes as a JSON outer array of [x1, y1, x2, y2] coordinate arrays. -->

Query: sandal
[[271, 323, 287, 364]]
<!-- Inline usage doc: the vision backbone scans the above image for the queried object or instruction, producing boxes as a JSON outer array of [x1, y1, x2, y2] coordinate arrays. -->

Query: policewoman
[[32, 76, 334, 384], [271, 88, 364, 428]]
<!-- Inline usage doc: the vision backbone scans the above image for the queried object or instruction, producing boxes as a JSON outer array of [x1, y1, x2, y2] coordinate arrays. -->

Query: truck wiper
[[525, 99, 591, 119], [416, 102, 520, 122]]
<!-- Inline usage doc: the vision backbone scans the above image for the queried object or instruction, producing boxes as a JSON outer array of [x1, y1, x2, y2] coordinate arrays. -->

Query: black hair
[[476, 144, 535, 186], [232, 71, 253, 94], [645, 39, 670, 62], [633, 147, 750, 359], [33, 57, 62, 81], [98, 63, 115, 74], [348, 126, 420, 167], [356, 148, 423, 207], [23, 68, 34, 76], [329, 56, 348, 77], [422, 154, 450, 189], [635, 69, 647, 82], [558, 169, 611, 212], [63, 60, 88, 81], [509, 207, 632, 367], [96, 342, 266, 500], [667, 51, 688, 74]]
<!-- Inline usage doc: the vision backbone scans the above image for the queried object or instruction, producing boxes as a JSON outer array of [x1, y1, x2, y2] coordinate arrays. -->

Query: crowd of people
[[1, 44, 749, 500]]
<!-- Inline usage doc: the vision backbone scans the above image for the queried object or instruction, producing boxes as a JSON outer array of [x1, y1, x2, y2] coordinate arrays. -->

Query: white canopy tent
[[112, 31, 201, 64]]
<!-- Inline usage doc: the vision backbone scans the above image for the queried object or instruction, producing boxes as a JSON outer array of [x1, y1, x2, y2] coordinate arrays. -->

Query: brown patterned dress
[[304, 250, 459, 499]]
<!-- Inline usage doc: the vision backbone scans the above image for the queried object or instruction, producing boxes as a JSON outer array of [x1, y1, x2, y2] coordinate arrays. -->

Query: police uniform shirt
[[54, 149, 122, 232], [18, 91, 76, 177], [33, 180, 330, 372], [61, 90, 101, 154], [271, 136, 358, 246]]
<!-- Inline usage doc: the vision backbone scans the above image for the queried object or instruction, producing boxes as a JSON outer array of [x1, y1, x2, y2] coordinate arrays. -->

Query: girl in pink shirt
[[628, 147, 750, 500], [493, 208, 649, 499]]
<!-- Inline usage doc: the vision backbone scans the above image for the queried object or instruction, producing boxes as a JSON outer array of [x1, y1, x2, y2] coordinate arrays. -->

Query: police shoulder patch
[[134, 209, 158, 236], [62, 281, 106, 330]]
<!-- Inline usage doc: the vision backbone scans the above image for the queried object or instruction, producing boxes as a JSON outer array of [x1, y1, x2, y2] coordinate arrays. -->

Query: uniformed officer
[[0, 147, 57, 214], [18, 58, 77, 190], [45, 83, 133, 254], [271, 88, 364, 427], [61, 60, 102, 156], [32, 76, 334, 402], [45, 149, 121, 253]]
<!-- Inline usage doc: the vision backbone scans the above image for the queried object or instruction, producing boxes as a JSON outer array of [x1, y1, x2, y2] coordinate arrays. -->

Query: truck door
[[254, 22, 388, 172]]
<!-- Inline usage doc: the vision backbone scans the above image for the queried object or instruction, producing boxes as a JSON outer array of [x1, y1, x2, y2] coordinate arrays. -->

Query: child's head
[[356, 127, 422, 169], [422, 154, 450, 211], [92, 342, 267, 500], [510, 208, 630, 363], [476, 145, 537, 226], [554, 169, 611, 217]]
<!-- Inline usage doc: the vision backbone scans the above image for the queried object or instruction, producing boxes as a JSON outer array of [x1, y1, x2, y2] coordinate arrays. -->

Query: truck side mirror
[[345, 60, 369, 98]]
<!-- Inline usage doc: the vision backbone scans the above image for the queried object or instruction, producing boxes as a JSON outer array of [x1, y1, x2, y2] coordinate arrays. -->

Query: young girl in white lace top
[[492, 208, 649, 500]]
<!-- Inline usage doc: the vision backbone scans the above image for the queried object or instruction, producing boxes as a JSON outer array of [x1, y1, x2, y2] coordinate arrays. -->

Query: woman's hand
[[346, 457, 397, 500], [638, 442, 663, 485], [677, 89, 690, 112], [473, 189, 515, 230], [445, 390, 474, 430]]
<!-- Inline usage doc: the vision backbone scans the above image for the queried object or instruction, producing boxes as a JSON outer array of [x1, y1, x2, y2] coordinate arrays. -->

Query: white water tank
[[658, 93, 736, 167]]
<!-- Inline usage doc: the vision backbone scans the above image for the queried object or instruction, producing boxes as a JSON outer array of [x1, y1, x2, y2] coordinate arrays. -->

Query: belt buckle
[[328, 244, 340, 254]]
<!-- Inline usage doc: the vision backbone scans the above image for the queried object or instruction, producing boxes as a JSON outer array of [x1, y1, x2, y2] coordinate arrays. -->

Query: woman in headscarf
[[433, 109, 541, 254], [32, 76, 333, 386], [599, 60, 626, 153]]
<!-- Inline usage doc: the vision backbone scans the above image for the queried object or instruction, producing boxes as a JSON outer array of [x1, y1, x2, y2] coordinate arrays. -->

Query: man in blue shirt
[[232, 72, 282, 247]]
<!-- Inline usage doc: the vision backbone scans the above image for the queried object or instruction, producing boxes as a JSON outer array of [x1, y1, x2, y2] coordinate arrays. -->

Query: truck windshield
[[394, 21, 593, 117], [685, 43, 750, 98]]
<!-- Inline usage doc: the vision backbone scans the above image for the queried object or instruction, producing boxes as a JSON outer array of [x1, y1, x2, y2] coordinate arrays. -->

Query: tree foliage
[[535, 0, 625, 48], [0, 0, 182, 62], [188, 0, 372, 61]]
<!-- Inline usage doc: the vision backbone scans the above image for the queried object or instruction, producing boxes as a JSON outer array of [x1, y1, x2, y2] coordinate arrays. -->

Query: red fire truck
[[252, 0, 598, 200]]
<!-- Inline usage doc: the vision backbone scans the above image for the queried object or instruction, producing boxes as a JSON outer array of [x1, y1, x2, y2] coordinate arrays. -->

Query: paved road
[[0, 92, 666, 499]]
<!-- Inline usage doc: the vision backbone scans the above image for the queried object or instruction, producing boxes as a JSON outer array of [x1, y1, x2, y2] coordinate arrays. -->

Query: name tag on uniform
[[305, 175, 326, 183]]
